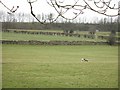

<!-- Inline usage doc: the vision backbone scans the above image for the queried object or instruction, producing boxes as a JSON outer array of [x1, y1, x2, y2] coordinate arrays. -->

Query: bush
[[108, 33, 116, 45]]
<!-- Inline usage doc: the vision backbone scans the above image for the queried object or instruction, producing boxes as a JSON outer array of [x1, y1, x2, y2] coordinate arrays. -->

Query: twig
[[0, 0, 19, 14]]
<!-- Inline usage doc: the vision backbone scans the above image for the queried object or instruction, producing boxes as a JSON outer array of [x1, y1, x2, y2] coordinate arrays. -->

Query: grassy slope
[[2, 32, 105, 42], [2, 45, 118, 88]]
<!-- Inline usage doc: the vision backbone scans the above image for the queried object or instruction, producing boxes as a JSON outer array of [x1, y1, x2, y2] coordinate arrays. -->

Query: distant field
[[79, 31, 120, 37], [7, 29, 120, 37], [2, 44, 118, 88], [2, 32, 106, 42], [78, 31, 110, 36], [8, 29, 63, 33]]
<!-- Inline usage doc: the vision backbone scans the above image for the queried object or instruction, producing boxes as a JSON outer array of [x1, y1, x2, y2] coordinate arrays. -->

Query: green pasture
[[8, 29, 63, 33], [2, 32, 106, 42], [7, 29, 120, 37], [79, 31, 120, 37], [78, 31, 110, 36], [2, 44, 118, 88]]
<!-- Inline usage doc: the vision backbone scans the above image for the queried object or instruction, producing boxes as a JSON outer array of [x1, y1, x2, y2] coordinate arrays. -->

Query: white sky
[[0, 0, 119, 22]]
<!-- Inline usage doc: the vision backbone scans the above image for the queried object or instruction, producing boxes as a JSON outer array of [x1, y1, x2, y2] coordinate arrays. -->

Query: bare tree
[[0, 0, 119, 24], [47, 13, 54, 23]]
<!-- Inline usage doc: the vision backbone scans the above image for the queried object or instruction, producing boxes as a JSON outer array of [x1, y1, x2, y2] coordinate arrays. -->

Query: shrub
[[108, 32, 116, 45]]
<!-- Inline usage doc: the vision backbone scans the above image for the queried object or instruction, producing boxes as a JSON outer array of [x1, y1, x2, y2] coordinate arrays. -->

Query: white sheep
[[81, 58, 89, 62]]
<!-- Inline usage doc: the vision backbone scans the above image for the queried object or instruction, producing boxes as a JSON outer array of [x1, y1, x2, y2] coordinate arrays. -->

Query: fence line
[[2, 40, 112, 45]]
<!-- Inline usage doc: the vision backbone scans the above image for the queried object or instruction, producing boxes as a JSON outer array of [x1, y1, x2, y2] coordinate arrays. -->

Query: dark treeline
[[0, 10, 119, 32], [2, 21, 119, 32]]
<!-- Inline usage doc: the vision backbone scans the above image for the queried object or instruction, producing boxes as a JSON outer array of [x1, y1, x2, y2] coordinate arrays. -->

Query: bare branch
[[28, 1, 45, 24], [28, 0, 61, 24], [27, 0, 37, 3], [83, 0, 118, 17], [46, 0, 119, 22], [0, 0, 19, 14]]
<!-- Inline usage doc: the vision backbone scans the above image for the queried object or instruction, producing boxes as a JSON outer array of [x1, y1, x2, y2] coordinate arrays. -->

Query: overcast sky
[[0, 0, 119, 22]]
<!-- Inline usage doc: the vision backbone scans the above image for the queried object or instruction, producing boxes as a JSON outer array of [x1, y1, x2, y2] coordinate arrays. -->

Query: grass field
[[8, 29, 63, 33], [2, 44, 118, 88]]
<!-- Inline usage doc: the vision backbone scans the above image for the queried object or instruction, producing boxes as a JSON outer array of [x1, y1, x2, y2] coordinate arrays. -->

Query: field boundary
[[2, 40, 118, 45], [2, 29, 120, 40]]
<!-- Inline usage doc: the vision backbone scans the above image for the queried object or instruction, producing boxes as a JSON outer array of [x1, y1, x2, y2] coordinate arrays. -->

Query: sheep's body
[[81, 58, 88, 62]]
